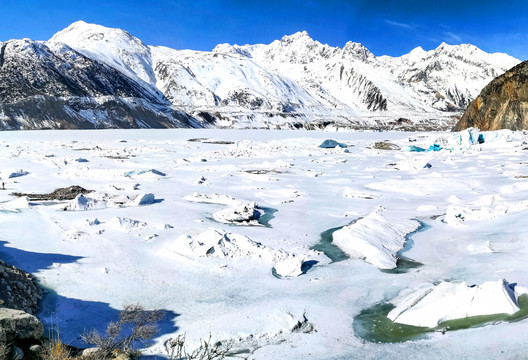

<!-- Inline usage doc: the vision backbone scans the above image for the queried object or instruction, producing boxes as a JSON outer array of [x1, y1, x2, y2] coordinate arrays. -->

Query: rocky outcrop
[[0, 259, 43, 315], [12, 185, 93, 201], [455, 61, 528, 131], [0, 308, 44, 340], [0, 259, 47, 359], [0, 308, 45, 360]]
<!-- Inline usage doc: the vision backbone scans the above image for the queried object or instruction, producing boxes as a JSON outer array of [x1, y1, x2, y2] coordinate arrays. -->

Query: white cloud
[[384, 19, 414, 30]]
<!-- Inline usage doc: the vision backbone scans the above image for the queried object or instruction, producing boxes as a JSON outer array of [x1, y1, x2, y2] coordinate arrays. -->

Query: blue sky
[[1, 0, 527, 59]]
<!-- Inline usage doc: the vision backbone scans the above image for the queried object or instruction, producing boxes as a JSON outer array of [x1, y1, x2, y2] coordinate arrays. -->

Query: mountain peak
[[280, 31, 313, 43], [51, 21, 139, 45], [50, 20, 158, 90], [342, 41, 374, 61]]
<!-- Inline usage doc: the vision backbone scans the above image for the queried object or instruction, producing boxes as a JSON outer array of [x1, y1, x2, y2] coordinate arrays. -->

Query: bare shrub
[[82, 304, 164, 359], [164, 333, 231, 360], [42, 338, 79, 360]]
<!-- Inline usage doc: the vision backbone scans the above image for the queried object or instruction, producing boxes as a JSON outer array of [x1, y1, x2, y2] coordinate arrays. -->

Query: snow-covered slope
[[151, 46, 358, 128], [50, 21, 162, 100], [0, 38, 197, 130]]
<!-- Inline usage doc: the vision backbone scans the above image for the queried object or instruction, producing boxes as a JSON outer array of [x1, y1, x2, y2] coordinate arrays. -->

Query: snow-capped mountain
[[214, 31, 519, 124], [0, 21, 521, 130], [0, 36, 198, 129]]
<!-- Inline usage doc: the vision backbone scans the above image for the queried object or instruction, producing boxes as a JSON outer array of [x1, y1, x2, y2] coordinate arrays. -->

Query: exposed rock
[[369, 141, 401, 151], [28, 344, 43, 358], [12, 185, 93, 201], [0, 308, 43, 340], [82, 347, 102, 357], [0, 259, 43, 314], [114, 353, 132, 360], [455, 60, 528, 131], [292, 314, 316, 334]]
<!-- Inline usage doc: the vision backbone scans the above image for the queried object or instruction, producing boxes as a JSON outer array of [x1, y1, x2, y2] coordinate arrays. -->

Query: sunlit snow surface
[[1, 129, 528, 359]]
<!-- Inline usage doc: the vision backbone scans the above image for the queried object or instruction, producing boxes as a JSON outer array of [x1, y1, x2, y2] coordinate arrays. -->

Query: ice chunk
[[388, 279, 520, 328], [401, 145, 426, 152], [8, 169, 29, 178], [128, 193, 155, 206], [332, 206, 420, 269], [64, 194, 107, 211], [319, 139, 347, 148]]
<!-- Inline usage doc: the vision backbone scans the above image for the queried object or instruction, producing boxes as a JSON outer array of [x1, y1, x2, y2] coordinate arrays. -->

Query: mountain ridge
[[0, 21, 521, 130]]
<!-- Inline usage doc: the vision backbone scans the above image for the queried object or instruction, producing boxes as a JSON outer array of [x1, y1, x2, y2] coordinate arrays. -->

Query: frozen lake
[[1, 128, 528, 359]]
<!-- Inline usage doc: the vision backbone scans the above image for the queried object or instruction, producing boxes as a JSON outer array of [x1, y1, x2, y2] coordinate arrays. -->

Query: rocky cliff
[[455, 61, 528, 131]]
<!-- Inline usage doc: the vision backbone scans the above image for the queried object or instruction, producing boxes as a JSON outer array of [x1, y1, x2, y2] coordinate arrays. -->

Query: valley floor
[[1, 128, 528, 359]]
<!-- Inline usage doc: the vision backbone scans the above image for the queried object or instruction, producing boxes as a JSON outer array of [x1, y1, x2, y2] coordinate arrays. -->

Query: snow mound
[[343, 187, 380, 199], [64, 194, 107, 211], [213, 202, 262, 226], [443, 194, 528, 225], [127, 193, 156, 206], [124, 169, 166, 179], [273, 255, 306, 278], [8, 169, 29, 178], [0, 196, 32, 211], [390, 158, 433, 171], [183, 192, 238, 206], [107, 216, 147, 232], [167, 228, 284, 261], [332, 206, 420, 269], [388, 279, 521, 328]]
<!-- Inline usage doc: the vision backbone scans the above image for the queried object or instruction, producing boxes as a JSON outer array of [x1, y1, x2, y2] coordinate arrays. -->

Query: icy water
[[354, 294, 528, 343], [380, 221, 428, 274], [313, 220, 426, 271], [311, 224, 349, 262], [256, 206, 278, 227]]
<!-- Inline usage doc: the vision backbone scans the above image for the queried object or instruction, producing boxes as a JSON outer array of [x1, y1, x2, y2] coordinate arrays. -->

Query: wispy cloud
[[444, 31, 462, 42], [384, 19, 414, 30]]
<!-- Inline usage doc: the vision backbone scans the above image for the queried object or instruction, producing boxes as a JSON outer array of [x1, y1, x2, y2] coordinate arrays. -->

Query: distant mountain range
[[0, 21, 520, 130]]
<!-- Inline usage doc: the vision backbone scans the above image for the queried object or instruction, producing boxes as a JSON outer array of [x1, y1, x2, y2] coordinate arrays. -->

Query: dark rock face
[[455, 61, 528, 131], [0, 40, 197, 130]]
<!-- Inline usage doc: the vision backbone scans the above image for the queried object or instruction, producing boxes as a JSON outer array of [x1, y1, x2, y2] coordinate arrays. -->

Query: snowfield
[[2, 128, 528, 359]]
